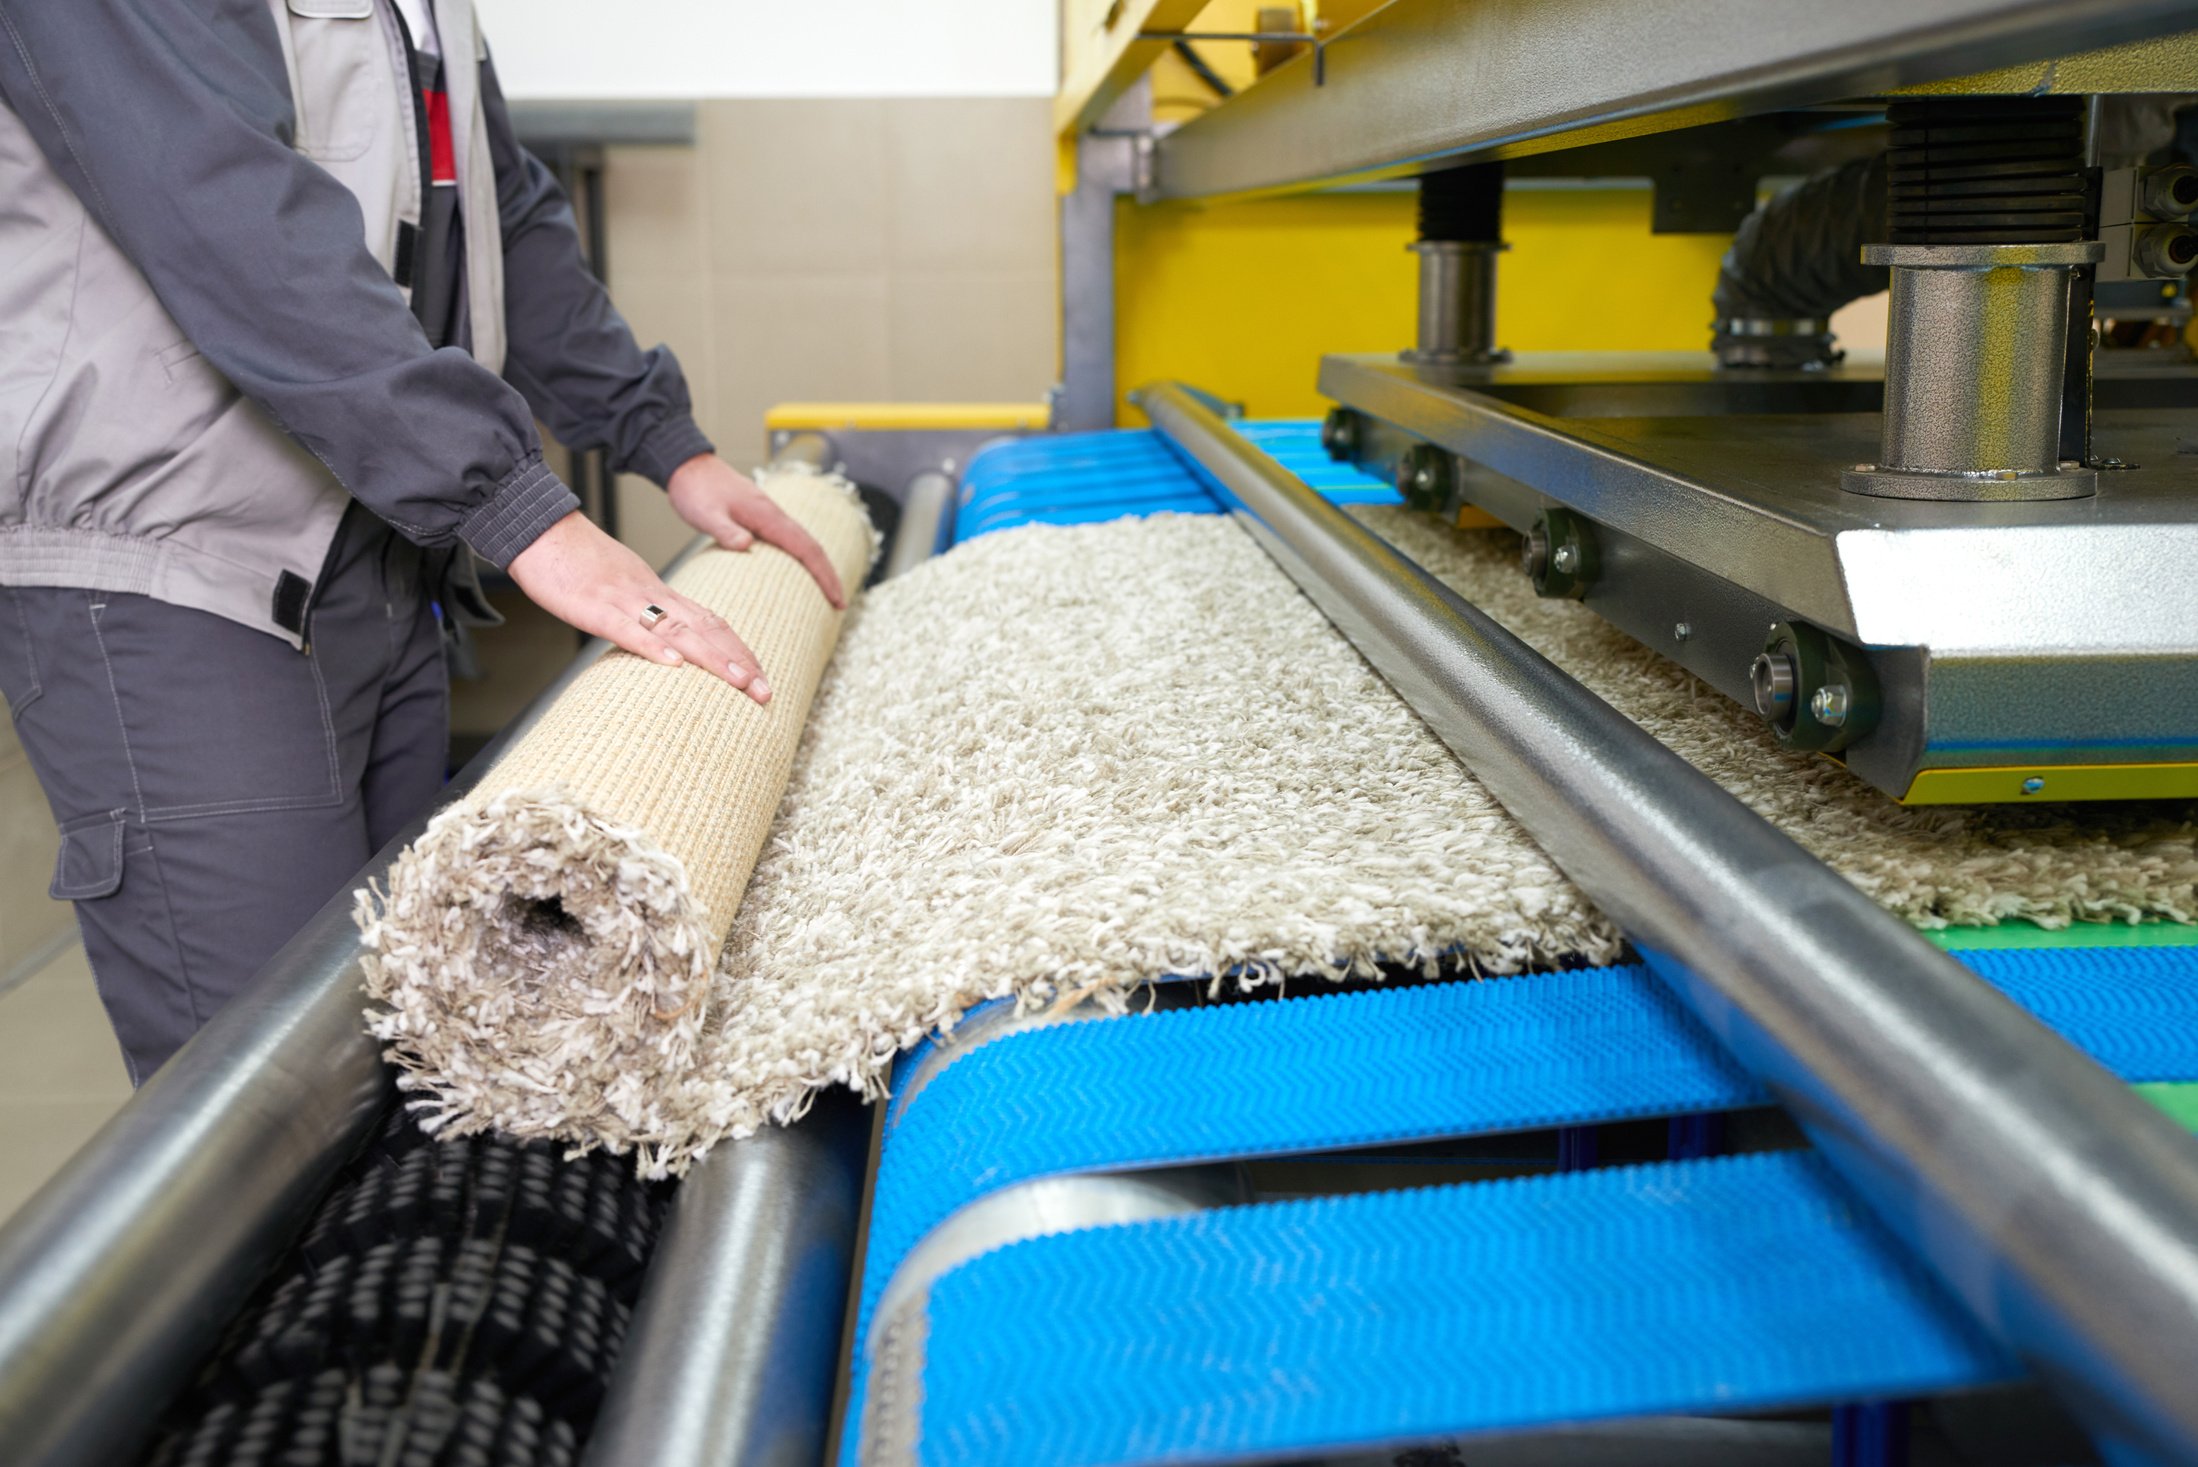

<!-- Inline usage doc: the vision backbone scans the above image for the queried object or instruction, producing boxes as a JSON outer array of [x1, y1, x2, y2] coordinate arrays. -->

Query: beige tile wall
[[601, 96, 1060, 569], [452, 96, 1060, 737], [0, 720, 68, 991]]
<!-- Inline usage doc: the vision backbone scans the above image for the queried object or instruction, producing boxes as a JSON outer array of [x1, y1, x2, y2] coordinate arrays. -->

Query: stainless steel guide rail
[[1133, 379, 2198, 1465]]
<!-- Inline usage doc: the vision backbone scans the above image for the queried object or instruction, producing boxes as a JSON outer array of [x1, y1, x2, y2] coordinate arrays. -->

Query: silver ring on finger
[[639, 603, 668, 630]]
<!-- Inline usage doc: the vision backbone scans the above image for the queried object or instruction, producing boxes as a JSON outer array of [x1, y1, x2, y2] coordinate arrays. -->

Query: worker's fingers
[[598, 620, 689, 673], [640, 594, 769, 704], [670, 590, 767, 688], [706, 516, 755, 552], [731, 497, 847, 609]]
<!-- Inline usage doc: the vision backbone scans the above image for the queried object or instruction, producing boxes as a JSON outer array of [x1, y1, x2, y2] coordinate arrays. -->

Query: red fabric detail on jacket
[[424, 88, 456, 184]]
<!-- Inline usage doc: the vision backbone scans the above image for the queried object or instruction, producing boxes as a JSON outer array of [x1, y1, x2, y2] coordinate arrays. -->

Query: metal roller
[[1132, 378, 2198, 1464], [881, 469, 956, 581]]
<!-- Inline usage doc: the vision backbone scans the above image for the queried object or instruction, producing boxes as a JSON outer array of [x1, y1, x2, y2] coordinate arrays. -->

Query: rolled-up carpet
[[356, 466, 876, 1175]]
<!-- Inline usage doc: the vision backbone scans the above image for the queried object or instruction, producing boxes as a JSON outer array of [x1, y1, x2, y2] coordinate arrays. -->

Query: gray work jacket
[[0, 0, 712, 646]]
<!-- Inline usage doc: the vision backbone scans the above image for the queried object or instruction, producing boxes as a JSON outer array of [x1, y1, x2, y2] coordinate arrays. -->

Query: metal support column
[[1056, 88, 1149, 432]]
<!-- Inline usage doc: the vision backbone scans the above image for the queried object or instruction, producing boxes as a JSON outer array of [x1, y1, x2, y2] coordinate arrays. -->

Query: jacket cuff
[[460, 456, 582, 569], [624, 414, 717, 488]]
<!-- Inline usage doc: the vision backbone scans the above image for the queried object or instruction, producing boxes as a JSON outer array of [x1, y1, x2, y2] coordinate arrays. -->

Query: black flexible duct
[[1710, 153, 1888, 367], [1173, 40, 1234, 99]]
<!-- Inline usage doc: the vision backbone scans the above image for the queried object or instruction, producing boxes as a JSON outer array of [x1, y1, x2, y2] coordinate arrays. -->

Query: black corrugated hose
[[1710, 153, 1888, 367]]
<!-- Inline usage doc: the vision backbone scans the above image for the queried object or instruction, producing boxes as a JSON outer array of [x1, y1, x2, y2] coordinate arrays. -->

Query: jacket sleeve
[[481, 51, 715, 488], [0, 0, 577, 568]]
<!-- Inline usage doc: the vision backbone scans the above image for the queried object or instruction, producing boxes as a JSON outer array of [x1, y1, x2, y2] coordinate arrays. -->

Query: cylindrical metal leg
[[1407, 240, 1504, 364], [1847, 97, 2101, 502], [1403, 163, 1507, 366], [1844, 242, 2102, 501]]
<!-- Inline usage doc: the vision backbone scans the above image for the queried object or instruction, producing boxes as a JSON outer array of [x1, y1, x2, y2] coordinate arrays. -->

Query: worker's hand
[[507, 511, 775, 704], [666, 453, 848, 609]]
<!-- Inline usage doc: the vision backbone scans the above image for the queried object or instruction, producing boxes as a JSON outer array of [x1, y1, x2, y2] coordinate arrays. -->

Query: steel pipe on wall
[[1134, 379, 2198, 1464]]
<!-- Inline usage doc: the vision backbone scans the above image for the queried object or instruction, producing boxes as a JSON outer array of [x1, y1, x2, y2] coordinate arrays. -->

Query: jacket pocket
[[50, 809, 126, 901], [155, 339, 220, 391], [283, 1, 388, 162]]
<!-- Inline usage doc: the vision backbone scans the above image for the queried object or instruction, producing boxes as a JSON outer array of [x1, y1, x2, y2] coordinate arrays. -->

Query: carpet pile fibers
[[354, 468, 876, 1172]]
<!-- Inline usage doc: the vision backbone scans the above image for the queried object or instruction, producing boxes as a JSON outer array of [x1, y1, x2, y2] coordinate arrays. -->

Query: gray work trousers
[[0, 509, 447, 1083]]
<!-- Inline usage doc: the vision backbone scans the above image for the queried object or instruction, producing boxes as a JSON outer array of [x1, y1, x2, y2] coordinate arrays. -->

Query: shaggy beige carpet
[[366, 502, 2198, 1174]]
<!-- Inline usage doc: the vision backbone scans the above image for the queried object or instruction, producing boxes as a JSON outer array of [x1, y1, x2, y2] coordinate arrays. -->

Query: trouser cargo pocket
[[49, 808, 126, 900]]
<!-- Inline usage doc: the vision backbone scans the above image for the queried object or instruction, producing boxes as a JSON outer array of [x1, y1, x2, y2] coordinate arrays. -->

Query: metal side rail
[[1132, 380, 2198, 1464]]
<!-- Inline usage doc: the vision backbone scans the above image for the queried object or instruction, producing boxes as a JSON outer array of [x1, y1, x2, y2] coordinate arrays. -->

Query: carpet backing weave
[[355, 468, 875, 1172]]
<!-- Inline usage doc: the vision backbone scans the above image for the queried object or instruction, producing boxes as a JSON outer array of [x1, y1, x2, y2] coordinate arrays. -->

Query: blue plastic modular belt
[[858, 946, 2198, 1343], [840, 945, 2198, 1463], [913, 1151, 2018, 1467], [951, 422, 1391, 543]]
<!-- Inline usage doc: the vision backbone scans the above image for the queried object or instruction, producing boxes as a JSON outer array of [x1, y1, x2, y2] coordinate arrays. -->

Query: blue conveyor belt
[[916, 1152, 2014, 1467], [860, 947, 2198, 1346], [844, 946, 2198, 1464], [952, 423, 1394, 543]]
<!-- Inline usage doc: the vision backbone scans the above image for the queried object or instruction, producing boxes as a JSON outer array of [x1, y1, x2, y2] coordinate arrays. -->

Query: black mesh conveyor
[[139, 1111, 669, 1467]]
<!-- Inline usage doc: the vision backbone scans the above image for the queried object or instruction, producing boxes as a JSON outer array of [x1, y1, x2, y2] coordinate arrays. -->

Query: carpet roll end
[[356, 787, 716, 1162]]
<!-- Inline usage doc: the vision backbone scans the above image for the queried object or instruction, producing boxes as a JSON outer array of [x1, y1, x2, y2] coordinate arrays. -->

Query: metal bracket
[[1137, 29, 1328, 84]]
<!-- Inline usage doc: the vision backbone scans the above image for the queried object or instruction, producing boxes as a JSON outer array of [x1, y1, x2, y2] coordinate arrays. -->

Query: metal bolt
[[1673, 622, 1692, 642], [1414, 465, 1436, 490], [1319, 408, 1361, 461], [1810, 684, 1851, 727], [2021, 776, 2046, 796], [1751, 651, 1798, 725], [1551, 543, 1580, 574]]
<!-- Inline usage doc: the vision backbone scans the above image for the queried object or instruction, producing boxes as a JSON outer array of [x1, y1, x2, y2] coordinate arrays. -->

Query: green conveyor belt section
[[1930, 922, 2198, 951], [2139, 1082, 2198, 1132], [1930, 925, 2198, 1128]]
